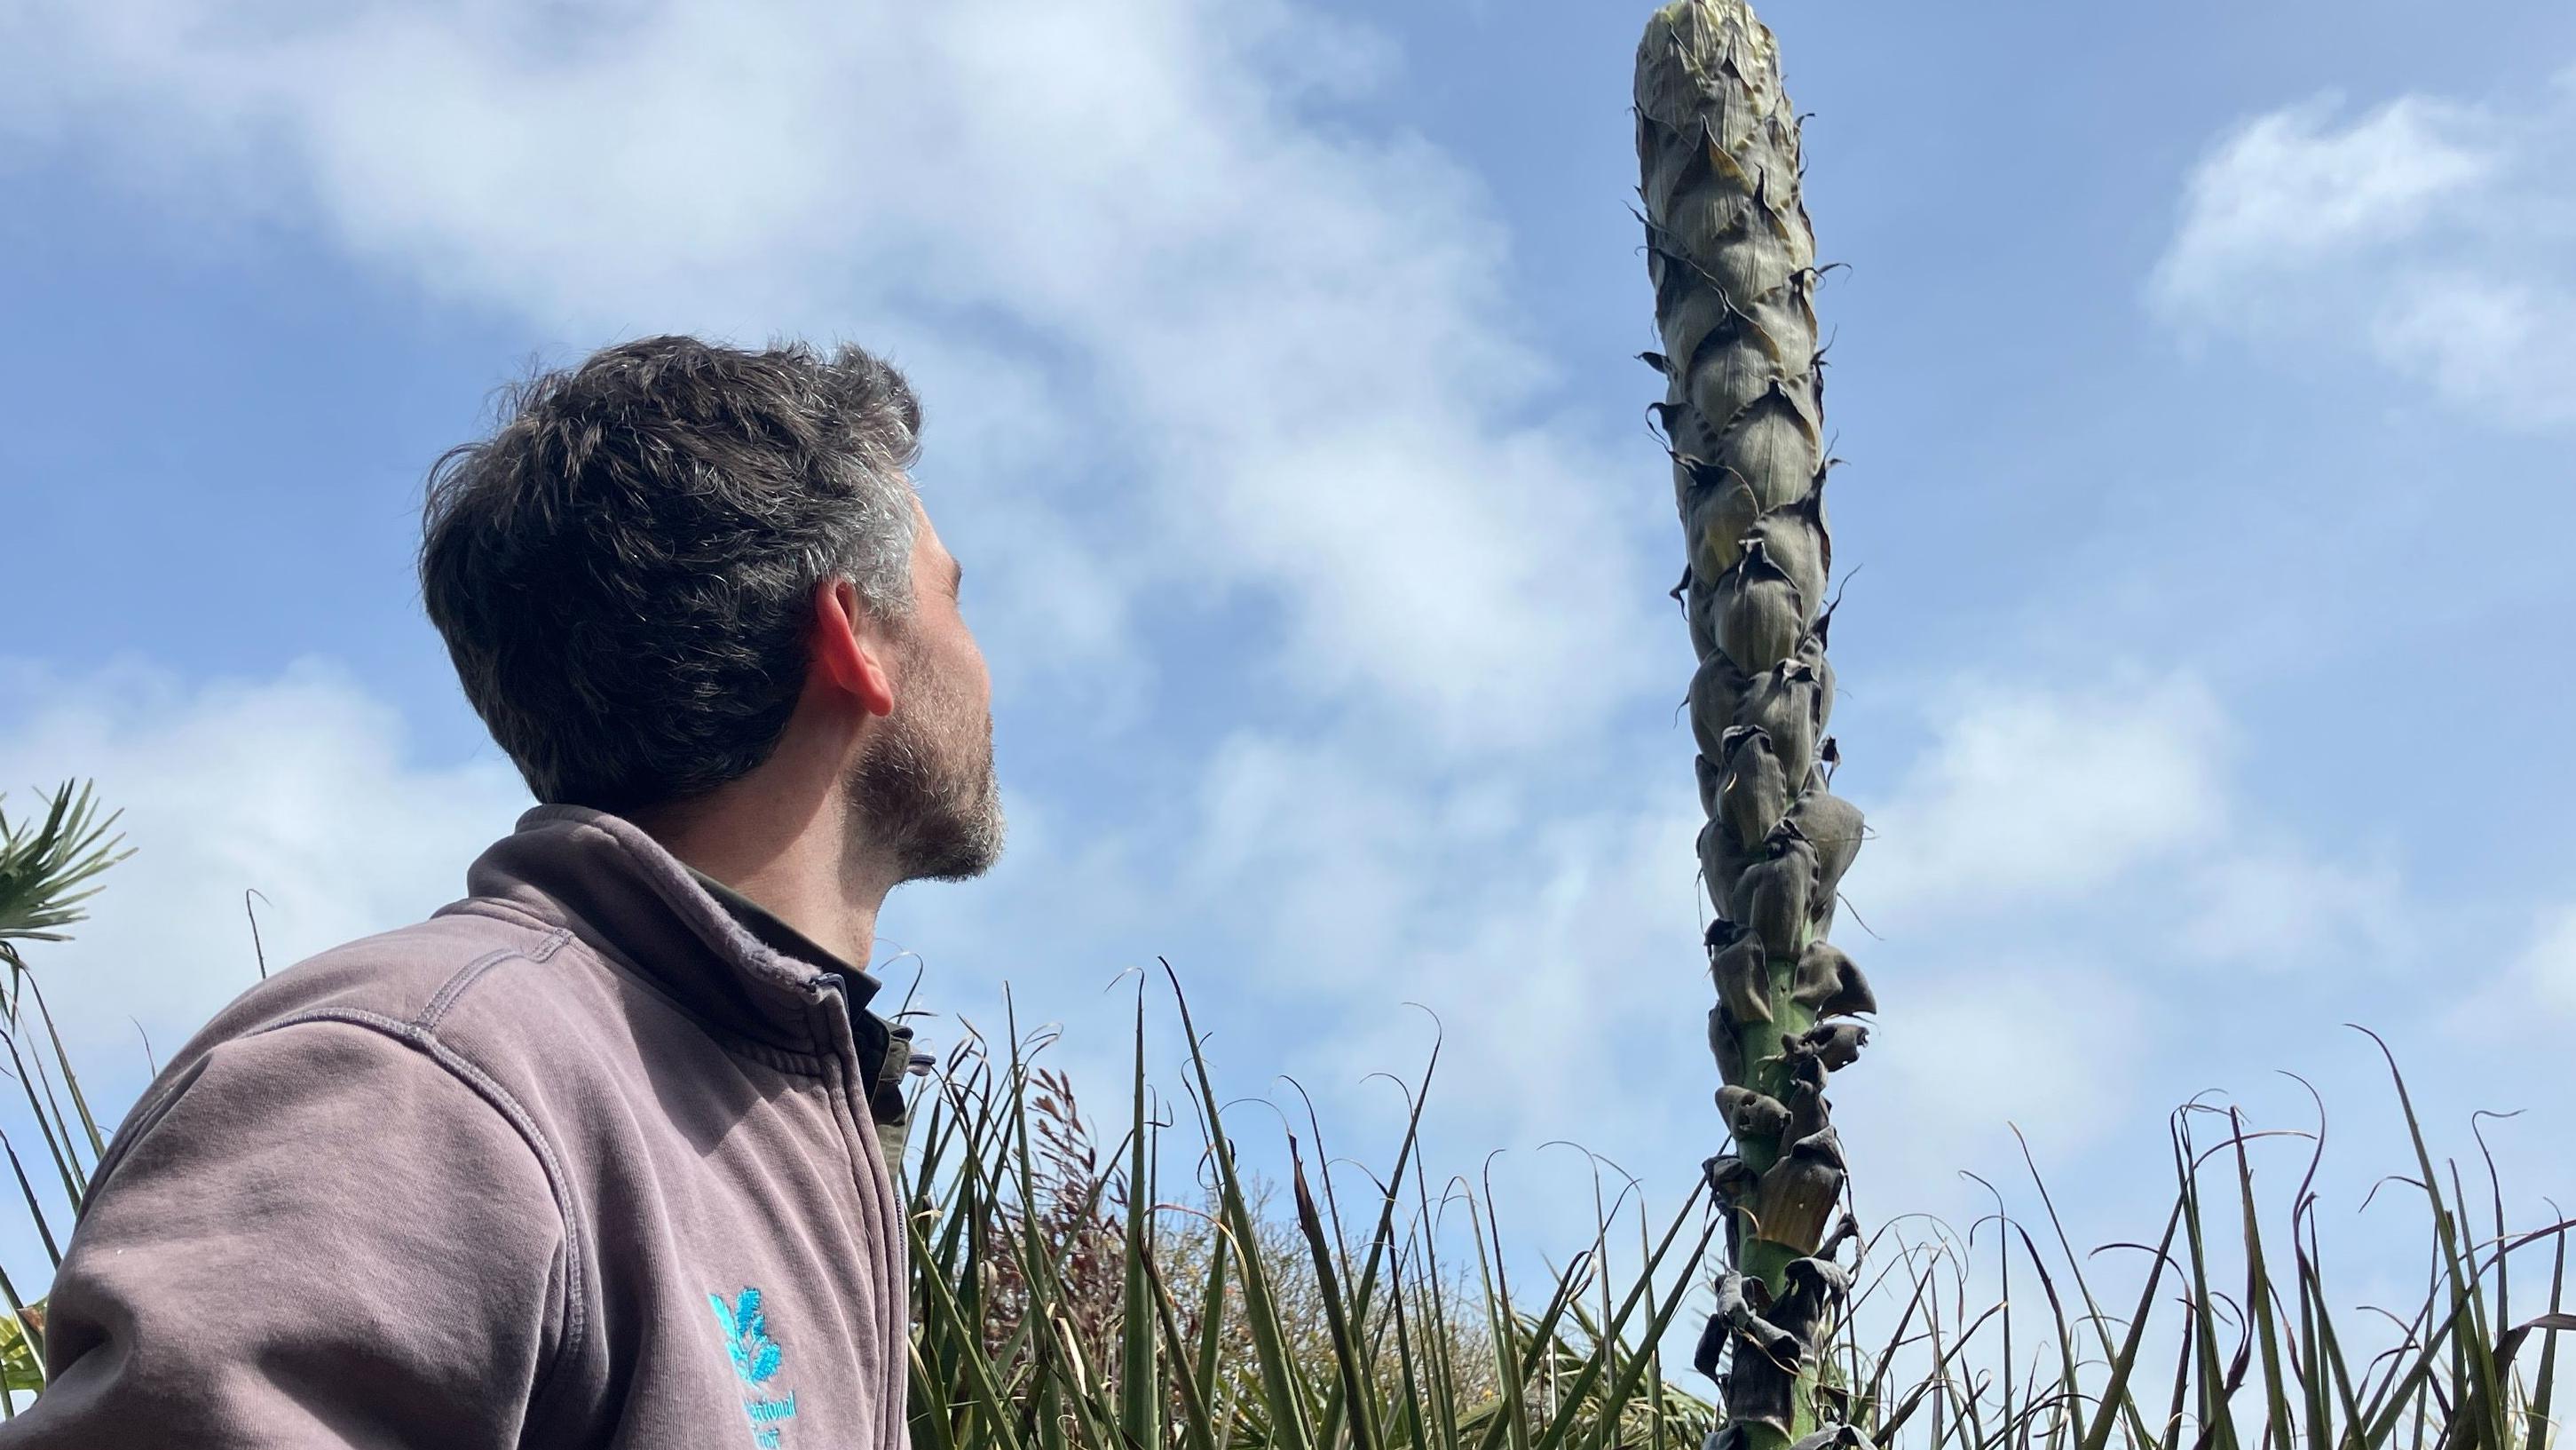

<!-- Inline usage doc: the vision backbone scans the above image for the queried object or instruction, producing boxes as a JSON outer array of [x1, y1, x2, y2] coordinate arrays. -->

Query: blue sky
[[6, 0, 2576, 1358]]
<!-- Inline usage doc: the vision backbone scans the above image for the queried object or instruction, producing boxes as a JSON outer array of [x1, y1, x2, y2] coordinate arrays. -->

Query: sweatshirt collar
[[454, 804, 851, 1053], [684, 864, 885, 1015]]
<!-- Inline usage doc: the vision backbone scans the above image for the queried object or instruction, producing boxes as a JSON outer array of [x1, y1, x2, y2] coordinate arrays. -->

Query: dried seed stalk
[[1636, 3, 1873, 1446]]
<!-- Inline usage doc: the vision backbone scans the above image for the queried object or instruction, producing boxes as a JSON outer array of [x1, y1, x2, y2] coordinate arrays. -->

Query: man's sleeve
[[1, 1018, 571, 1448]]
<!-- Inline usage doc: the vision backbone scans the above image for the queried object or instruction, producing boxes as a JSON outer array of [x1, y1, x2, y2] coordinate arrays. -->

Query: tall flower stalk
[[1635, 4, 1872, 1446]]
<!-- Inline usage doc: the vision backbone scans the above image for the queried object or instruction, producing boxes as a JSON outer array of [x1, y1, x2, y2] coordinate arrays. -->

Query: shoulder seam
[[249, 1006, 591, 1430], [416, 926, 574, 1031]]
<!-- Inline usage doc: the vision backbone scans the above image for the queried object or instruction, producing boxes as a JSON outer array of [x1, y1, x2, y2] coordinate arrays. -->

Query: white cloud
[[926, 718, 1716, 1143], [2150, 85, 2576, 428], [6, 0, 2515, 1307], [2152, 98, 2497, 289], [2366, 270, 2576, 425], [0, 0, 1663, 753], [0, 0, 1701, 1264], [0, 659, 530, 1061], [2176, 840, 2411, 972], [1843, 959, 2151, 1219], [1848, 672, 2230, 917], [1181, 736, 1719, 1240], [2457, 901, 2576, 1026], [1839, 669, 2415, 979]]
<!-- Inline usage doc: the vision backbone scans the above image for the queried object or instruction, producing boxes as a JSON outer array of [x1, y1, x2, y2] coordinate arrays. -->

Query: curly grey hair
[[421, 336, 923, 812]]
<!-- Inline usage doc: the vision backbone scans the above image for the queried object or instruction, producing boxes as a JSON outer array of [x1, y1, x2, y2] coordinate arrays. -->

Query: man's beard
[[847, 689, 1005, 884]]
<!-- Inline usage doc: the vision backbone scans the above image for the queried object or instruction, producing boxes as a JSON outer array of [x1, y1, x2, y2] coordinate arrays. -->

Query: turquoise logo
[[709, 1287, 798, 1447]]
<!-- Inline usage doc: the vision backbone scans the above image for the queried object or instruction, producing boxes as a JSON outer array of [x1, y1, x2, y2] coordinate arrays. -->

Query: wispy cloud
[[2149, 79, 2576, 429], [2457, 900, 2576, 1029], [2176, 841, 2411, 973], [0, 659, 529, 1060], [1852, 672, 2230, 915], [1843, 668, 2416, 977], [0, 0, 1694, 1261], [7, 0, 2529, 1284], [0, 0, 1662, 751], [1847, 956, 2153, 1210], [2153, 97, 2500, 285]]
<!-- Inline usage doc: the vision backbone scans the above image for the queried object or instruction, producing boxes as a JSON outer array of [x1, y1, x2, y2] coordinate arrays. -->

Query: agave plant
[[0, 781, 132, 1405], [0, 782, 130, 1000], [1634, 4, 1873, 1447]]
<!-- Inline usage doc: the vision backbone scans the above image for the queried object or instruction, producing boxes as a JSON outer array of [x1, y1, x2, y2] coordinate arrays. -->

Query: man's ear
[[812, 579, 898, 719]]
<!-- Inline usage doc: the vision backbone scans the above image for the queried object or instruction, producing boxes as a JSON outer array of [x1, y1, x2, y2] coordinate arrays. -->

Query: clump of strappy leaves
[[904, 978, 1722, 1450], [902, 983, 2573, 1450], [0, 781, 130, 1399]]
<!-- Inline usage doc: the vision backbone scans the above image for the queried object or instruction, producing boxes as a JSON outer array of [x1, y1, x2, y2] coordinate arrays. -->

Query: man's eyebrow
[[950, 557, 964, 593]]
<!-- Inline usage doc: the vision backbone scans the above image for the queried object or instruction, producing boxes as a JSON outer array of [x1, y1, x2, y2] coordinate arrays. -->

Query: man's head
[[421, 336, 1002, 883]]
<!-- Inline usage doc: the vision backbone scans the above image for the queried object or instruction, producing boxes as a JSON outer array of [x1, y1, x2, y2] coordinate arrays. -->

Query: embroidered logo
[[708, 1286, 799, 1448]]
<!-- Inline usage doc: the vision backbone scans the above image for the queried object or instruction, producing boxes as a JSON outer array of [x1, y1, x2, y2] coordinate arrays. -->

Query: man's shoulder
[[189, 903, 581, 1043], [150, 902, 650, 1121], [167, 899, 745, 1115], [91, 905, 605, 1196]]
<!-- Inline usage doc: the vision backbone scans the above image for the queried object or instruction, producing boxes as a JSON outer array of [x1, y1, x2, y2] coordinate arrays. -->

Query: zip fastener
[[804, 973, 875, 1160], [803, 971, 908, 1440]]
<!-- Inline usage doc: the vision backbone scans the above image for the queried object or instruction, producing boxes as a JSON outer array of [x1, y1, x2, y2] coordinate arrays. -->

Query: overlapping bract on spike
[[1638, 0, 1875, 1442]]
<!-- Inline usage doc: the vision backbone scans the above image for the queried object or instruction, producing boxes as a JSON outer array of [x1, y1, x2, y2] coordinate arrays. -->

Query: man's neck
[[631, 781, 897, 971], [686, 841, 888, 971]]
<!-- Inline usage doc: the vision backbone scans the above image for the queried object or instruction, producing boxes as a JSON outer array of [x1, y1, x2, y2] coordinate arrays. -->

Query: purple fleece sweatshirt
[[0, 805, 913, 1449]]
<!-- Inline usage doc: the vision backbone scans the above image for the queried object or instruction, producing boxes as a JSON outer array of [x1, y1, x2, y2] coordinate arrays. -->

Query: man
[[4, 337, 1000, 1447]]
